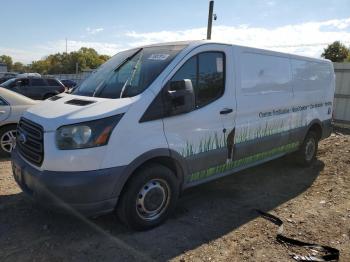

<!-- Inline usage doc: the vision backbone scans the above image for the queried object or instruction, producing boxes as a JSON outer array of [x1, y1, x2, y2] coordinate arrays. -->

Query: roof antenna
[[207, 1, 216, 40]]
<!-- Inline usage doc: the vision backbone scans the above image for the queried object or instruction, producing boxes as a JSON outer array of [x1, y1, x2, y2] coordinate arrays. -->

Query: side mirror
[[166, 79, 195, 115]]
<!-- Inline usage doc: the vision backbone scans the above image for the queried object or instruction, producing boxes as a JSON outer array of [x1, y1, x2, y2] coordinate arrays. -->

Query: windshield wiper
[[114, 48, 143, 72], [92, 48, 143, 98], [119, 52, 143, 98]]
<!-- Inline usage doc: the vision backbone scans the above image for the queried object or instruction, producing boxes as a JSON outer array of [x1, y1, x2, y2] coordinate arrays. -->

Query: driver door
[[162, 44, 236, 184]]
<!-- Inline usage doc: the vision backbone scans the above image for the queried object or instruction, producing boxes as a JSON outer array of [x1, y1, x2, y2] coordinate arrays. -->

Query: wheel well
[[0, 123, 17, 132], [308, 123, 322, 140], [117, 156, 184, 204], [135, 156, 184, 184]]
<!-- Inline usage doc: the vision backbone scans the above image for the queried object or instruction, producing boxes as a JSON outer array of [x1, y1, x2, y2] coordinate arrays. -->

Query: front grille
[[17, 118, 44, 166]]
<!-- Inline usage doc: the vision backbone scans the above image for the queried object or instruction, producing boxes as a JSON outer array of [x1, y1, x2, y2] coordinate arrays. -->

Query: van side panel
[[186, 47, 299, 186], [289, 58, 334, 141], [185, 48, 335, 187], [234, 49, 295, 160]]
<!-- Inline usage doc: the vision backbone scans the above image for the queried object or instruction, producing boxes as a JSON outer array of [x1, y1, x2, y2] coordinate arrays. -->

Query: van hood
[[23, 93, 135, 131]]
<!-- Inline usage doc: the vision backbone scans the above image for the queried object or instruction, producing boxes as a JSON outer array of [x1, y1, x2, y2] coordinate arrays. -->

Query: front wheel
[[117, 164, 179, 230], [293, 131, 319, 166]]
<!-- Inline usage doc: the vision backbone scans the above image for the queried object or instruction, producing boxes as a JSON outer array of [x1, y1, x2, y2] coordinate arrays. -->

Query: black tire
[[117, 163, 179, 231], [293, 131, 319, 166], [0, 125, 17, 158]]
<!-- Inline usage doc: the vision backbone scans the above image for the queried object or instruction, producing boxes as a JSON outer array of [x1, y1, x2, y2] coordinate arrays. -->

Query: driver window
[[171, 56, 197, 90], [170, 51, 225, 108]]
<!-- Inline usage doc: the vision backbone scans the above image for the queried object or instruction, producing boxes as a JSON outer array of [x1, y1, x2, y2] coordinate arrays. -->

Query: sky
[[1, 0, 350, 64]]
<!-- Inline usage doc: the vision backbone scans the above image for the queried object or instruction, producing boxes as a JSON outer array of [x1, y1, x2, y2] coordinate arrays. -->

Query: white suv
[[0, 87, 37, 156]]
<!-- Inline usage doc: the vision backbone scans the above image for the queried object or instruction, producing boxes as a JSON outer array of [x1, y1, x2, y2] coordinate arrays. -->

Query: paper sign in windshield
[[148, 54, 170, 60]]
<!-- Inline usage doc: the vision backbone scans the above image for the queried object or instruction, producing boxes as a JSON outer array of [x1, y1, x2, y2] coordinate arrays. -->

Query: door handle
[[0, 110, 6, 114], [220, 108, 233, 115]]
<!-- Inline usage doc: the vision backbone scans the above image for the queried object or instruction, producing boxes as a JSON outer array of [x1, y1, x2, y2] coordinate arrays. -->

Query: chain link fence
[[333, 63, 350, 126]]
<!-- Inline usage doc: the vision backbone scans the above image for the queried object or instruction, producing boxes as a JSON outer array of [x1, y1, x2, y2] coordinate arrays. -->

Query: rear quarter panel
[[289, 57, 334, 128]]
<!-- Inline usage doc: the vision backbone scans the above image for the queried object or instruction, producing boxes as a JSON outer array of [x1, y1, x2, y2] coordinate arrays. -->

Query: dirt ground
[[0, 129, 349, 262]]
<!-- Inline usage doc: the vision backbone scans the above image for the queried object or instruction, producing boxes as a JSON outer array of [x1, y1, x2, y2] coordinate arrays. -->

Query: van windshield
[[73, 45, 186, 98]]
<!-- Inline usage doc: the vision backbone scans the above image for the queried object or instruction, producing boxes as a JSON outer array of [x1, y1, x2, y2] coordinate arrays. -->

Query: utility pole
[[207, 1, 214, 40], [65, 38, 68, 54]]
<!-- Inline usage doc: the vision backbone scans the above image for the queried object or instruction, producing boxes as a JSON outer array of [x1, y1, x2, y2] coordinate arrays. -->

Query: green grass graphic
[[180, 117, 305, 181], [181, 117, 305, 158], [188, 141, 299, 182], [182, 131, 227, 157], [235, 117, 307, 144]]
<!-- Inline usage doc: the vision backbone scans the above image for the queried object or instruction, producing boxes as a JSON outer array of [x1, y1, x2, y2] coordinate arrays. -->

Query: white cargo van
[[12, 41, 334, 230]]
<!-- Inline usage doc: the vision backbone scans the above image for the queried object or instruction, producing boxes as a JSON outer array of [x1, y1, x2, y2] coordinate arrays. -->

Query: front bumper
[[12, 149, 126, 217]]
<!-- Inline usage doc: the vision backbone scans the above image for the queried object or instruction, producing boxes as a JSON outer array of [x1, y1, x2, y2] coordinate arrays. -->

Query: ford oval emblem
[[18, 132, 27, 144]]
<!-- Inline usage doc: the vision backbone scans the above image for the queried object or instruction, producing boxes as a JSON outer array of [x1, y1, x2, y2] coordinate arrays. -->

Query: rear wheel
[[293, 131, 318, 166], [0, 125, 17, 157], [117, 163, 179, 230]]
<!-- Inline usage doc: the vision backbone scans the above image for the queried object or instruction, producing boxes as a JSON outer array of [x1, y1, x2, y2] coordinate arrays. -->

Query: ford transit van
[[12, 41, 335, 230]]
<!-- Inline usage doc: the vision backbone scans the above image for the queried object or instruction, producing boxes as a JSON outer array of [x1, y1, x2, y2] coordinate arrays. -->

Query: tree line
[[0, 47, 110, 74], [1, 41, 349, 75]]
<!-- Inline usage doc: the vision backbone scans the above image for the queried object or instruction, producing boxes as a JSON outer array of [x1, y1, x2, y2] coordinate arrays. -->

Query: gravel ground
[[0, 130, 349, 262]]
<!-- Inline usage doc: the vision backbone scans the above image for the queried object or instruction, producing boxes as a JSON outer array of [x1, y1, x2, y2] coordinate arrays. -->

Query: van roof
[[142, 40, 331, 64]]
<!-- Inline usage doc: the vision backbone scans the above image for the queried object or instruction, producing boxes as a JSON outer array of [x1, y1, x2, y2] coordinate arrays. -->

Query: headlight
[[56, 114, 123, 150]]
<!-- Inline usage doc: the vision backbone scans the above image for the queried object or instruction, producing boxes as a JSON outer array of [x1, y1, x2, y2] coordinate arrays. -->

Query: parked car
[[0, 72, 18, 84], [0, 76, 15, 84], [0, 77, 66, 100], [60, 79, 77, 89], [16, 73, 41, 78], [11, 41, 335, 230], [0, 87, 37, 157]]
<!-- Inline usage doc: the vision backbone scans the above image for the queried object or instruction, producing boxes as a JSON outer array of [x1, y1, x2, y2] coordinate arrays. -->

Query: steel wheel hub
[[1, 130, 17, 153], [136, 179, 170, 221], [305, 139, 315, 161]]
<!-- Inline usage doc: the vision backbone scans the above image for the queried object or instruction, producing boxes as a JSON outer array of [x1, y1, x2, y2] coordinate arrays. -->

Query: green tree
[[28, 48, 110, 74], [30, 59, 50, 74], [0, 55, 13, 71], [321, 41, 349, 62], [0, 48, 110, 74], [346, 54, 350, 62], [12, 62, 27, 73]]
